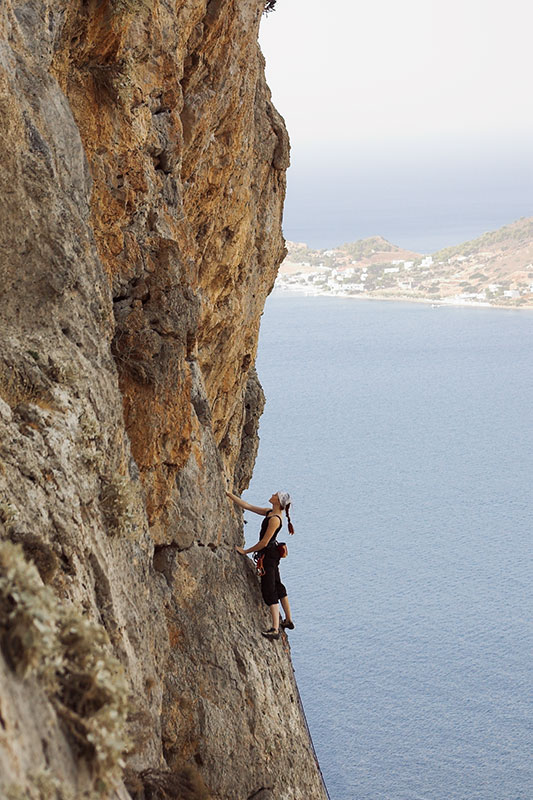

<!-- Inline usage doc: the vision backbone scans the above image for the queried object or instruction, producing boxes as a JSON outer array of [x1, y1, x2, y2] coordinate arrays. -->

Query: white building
[[344, 283, 365, 292]]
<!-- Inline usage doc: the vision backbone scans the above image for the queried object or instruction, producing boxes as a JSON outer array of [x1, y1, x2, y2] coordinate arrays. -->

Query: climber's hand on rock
[[235, 545, 246, 555]]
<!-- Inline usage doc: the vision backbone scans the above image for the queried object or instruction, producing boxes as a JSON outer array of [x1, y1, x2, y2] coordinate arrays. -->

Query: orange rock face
[[1, 2, 328, 798], [52, 0, 288, 528]]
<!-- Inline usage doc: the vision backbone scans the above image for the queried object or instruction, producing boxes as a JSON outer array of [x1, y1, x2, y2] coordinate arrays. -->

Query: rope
[[289, 656, 332, 800]]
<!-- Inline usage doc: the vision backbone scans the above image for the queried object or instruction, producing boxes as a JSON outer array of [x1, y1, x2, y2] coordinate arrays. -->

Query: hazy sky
[[259, 0, 533, 250]]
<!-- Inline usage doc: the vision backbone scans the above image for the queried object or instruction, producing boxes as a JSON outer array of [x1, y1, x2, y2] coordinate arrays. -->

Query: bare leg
[[280, 595, 292, 622], [269, 603, 280, 631]]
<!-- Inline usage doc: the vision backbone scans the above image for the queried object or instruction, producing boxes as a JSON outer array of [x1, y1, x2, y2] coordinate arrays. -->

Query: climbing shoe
[[280, 619, 295, 630], [261, 628, 280, 640]]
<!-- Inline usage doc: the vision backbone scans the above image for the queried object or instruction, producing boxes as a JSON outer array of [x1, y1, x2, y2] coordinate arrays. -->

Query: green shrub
[[56, 612, 130, 779], [0, 540, 61, 682], [0, 542, 131, 793]]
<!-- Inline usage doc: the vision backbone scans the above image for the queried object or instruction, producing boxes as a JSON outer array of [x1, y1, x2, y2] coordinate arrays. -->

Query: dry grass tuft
[[0, 365, 45, 409], [123, 765, 211, 800], [99, 473, 139, 537]]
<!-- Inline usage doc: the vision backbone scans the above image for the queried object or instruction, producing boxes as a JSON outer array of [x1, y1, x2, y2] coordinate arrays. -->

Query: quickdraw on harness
[[254, 552, 266, 576], [253, 541, 288, 576]]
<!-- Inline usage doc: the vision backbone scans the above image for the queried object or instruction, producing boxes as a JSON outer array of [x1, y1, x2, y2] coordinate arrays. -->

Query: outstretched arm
[[226, 490, 269, 516], [236, 516, 280, 555]]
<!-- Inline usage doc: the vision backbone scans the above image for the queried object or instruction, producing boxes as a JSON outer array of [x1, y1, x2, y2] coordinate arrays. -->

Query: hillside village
[[276, 217, 533, 308]]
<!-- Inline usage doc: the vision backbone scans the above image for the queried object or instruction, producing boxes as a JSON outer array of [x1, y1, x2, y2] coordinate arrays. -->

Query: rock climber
[[226, 489, 295, 640]]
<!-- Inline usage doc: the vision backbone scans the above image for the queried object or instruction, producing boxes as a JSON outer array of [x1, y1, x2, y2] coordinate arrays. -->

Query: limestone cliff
[[0, 1, 328, 799]]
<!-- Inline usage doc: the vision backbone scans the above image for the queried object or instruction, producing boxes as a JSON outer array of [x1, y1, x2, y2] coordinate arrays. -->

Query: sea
[[245, 293, 533, 800]]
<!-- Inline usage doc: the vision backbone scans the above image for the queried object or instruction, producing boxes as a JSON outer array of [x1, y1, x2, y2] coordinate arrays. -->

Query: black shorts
[[260, 557, 287, 606]]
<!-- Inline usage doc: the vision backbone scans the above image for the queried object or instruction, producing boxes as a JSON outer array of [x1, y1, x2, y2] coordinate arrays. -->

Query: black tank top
[[259, 513, 282, 555]]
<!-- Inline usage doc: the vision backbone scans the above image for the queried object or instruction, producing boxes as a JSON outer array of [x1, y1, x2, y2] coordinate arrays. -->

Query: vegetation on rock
[[0, 542, 131, 793]]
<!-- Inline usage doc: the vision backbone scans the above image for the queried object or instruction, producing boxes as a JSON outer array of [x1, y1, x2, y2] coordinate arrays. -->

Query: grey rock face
[[233, 366, 266, 495], [0, 1, 328, 799]]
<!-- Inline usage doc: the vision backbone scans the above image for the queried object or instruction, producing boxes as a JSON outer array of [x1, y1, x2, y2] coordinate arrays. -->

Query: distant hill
[[279, 216, 533, 307], [340, 235, 400, 258], [283, 236, 421, 271], [432, 216, 533, 262]]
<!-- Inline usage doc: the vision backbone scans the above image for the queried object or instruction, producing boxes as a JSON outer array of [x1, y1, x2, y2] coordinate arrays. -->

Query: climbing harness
[[253, 538, 287, 576]]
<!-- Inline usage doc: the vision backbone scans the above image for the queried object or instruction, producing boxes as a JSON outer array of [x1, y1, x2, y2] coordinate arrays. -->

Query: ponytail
[[286, 503, 295, 535]]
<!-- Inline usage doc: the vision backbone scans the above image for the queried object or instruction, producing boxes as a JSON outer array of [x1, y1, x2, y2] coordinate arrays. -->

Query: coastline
[[273, 286, 533, 311]]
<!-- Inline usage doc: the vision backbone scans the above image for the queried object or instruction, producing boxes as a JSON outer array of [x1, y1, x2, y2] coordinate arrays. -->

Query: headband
[[277, 491, 291, 509]]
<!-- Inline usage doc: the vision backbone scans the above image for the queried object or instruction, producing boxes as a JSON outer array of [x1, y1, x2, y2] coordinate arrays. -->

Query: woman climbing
[[226, 489, 295, 640]]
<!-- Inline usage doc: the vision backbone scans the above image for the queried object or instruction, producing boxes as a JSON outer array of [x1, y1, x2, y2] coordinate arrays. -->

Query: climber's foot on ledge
[[280, 618, 294, 630], [261, 628, 280, 640]]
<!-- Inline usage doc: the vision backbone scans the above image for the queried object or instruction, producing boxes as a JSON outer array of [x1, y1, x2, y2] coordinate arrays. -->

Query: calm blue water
[[245, 294, 533, 800]]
